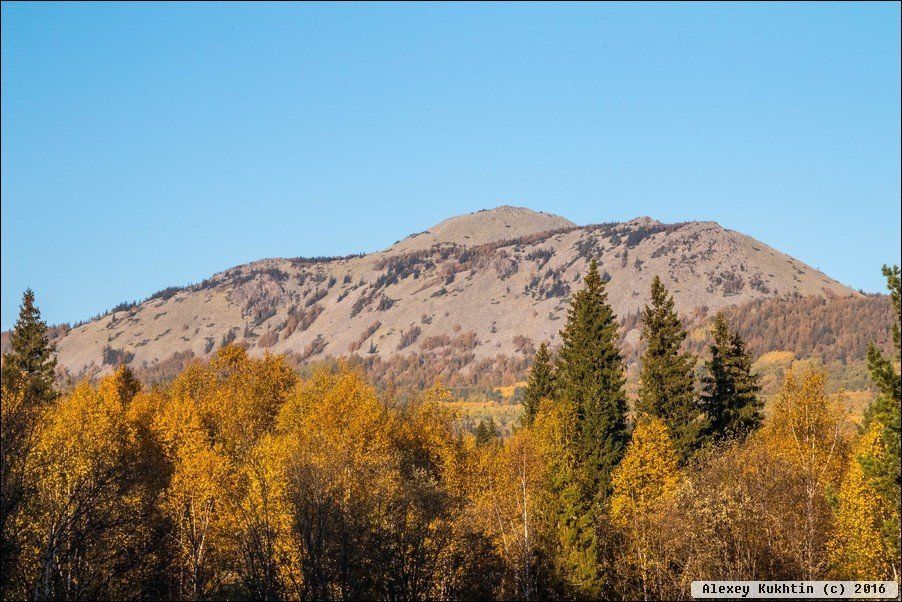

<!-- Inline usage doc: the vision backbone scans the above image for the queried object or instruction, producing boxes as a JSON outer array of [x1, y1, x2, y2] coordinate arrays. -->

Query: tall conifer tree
[[1, 288, 58, 403], [699, 312, 762, 442], [552, 259, 628, 597], [522, 342, 554, 427], [1, 289, 59, 593], [556, 259, 628, 498], [862, 264, 901, 576], [636, 276, 703, 463]]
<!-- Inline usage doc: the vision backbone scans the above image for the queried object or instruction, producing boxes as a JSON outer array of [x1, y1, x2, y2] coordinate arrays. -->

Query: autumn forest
[[1, 260, 899, 601]]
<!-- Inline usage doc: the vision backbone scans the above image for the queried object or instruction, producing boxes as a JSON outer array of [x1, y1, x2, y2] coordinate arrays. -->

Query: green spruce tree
[[636, 276, 704, 463], [522, 342, 554, 426], [474, 417, 499, 446], [1, 289, 59, 594], [111, 363, 142, 405], [699, 312, 762, 442], [2, 288, 58, 404], [862, 264, 901, 576], [553, 259, 628, 597], [726, 330, 762, 433]]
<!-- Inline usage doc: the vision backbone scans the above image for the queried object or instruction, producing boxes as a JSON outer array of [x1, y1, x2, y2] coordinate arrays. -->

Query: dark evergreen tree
[[111, 364, 142, 404], [553, 259, 628, 597], [1, 289, 59, 594], [699, 313, 730, 434], [726, 330, 763, 433], [862, 264, 901, 573], [556, 259, 628, 498], [522, 342, 554, 427], [474, 417, 499, 446], [636, 276, 704, 463], [2, 288, 58, 404], [699, 312, 762, 442]]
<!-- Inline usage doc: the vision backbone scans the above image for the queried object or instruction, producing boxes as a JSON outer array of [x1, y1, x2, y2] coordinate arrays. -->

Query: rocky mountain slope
[[48, 205, 858, 380]]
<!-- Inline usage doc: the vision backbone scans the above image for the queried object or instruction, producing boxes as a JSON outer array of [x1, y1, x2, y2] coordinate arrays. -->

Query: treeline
[[1, 263, 899, 601], [19, 290, 891, 397], [704, 293, 897, 364], [616, 293, 896, 366]]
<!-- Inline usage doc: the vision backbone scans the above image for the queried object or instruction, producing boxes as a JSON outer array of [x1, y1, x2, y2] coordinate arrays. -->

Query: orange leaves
[[277, 363, 393, 472], [151, 345, 300, 598], [10, 341, 898, 599], [22, 371, 151, 599], [35, 378, 132, 489]]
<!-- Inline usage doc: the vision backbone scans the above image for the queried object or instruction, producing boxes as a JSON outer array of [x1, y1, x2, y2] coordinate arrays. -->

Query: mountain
[[46, 206, 861, 382], [391, 205, 576, 252]]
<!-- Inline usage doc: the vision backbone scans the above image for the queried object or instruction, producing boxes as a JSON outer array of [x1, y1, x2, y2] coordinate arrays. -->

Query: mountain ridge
[[29, 206, 857, 380]]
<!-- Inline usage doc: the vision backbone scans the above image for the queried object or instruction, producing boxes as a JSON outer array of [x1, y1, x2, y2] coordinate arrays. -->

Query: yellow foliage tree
[[271, 363, 396, 599], [609, 416, 681, 599], [388, 388, 493, 600], [830, 422, 896, 579], [165, 430, 235, 598], [22, 368, 149, 600], [471, 427, 547, 599], [236, 432, 296, 598], [208, 347, 297, 458], [610, 417, 681, 526], [154, 346, 297, 598], [762, 365, 848, 579]]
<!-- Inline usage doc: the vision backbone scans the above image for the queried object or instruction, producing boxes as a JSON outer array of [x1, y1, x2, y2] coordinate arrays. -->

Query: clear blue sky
[[2, 2, 900, 329]]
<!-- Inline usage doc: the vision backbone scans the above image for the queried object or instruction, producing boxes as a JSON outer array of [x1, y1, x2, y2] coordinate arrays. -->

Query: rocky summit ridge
[[47, 206, 856, 380]]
